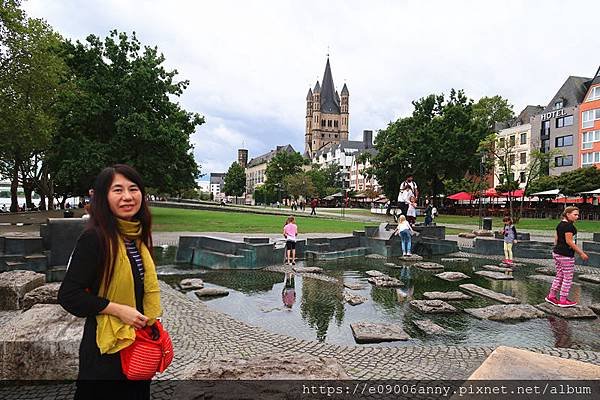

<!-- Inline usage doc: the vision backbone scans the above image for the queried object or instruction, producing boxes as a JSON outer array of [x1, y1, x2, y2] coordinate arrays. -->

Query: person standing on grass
[[500, 216, 517, 265], [394, 215, 414, 256], [310, 198, 318, 216], [545, 206, 588, 308], [283, 216, 298, 265]]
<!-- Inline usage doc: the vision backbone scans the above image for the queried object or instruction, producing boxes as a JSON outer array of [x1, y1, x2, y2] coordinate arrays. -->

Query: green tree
[[264, 150, 305, 196], [306, 163, 343, 198], [48, 30, 204, 201], [284, 172, 316, 200], [557, 167, 600, 196], [223, 162, 246, 203], [0, 0, 66, 210], [473, 95, 515, 130]]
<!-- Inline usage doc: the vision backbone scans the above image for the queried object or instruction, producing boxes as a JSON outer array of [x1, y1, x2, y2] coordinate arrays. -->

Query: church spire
[[319, 57, 340, 114]]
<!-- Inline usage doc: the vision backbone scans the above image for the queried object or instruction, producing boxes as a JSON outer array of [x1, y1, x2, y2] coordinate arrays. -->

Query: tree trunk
[[10, 161, 19, 212], [39, 193, 47, 211], [23, 179, 34, 210]]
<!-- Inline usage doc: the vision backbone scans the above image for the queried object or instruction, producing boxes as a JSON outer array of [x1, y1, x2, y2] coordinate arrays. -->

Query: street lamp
[[479, 153, 486, 230]]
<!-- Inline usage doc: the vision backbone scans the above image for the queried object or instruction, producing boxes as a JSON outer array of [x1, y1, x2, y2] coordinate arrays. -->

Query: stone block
[[413, 225, 445, 239], [440, 257, 469, 263], [413, 319, 448, 335], [482, 264, 511, 273], [293, 266, 322, 273], [0, 304, 83, 379], [194, 288, 230, 297], [464, 304, 545, 321], [344, 282, 365, 290], [467, 346, 600, 380], [21, 282, 60, 310], [409, 300, 457, 313], [3, 237, 43, 256], [351, 322, 410, 343], [593, 233, 600, 242], [0, 270, 45, 310], [367, 275, 403, 287], [535, 303, 597, 319], [474, 270, 514, 280], [343, 291, 367, 306], [423, 291, 471, 301], [243, 237, 270, 244], [46, 218, 86, 267], [459, 284, 520, 304], [179, 278, 204, 290], [436, 271, 471, 282], [583, 240, 600, 252], [579, 274, 600, 284], [414, 262, 445, 271]]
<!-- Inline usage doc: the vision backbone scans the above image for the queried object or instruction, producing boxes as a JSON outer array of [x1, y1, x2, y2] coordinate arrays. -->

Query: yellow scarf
[[96, 218, 162, 354]]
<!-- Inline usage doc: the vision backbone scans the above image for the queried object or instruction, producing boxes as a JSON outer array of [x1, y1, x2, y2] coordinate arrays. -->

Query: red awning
[[447, 192, 476, 201], [501, 189, 525, 197], [483, 188, 499, 197]]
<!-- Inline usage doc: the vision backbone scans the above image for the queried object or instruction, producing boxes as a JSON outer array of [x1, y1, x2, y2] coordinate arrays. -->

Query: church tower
[[305, 57, 349, 158]]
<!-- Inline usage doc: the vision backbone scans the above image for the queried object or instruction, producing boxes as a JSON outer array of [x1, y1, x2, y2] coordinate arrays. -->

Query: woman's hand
[[102, 302, 148, 329]]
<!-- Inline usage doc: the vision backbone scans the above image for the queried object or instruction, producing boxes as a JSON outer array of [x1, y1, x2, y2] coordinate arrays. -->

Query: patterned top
[[124, 239, 144, 281]]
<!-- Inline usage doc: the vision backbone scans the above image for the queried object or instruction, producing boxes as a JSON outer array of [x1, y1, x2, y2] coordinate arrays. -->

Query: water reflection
[[300, 277, 344, 342], [282, 273, 296, 309], [547, 316, 573, 348]]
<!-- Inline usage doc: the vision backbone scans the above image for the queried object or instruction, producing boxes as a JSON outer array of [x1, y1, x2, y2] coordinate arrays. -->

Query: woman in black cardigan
[[58, 164, 158, 399]]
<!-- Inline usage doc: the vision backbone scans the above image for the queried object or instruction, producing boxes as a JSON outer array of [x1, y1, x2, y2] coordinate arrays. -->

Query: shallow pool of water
[[157, 255, 600, 351]]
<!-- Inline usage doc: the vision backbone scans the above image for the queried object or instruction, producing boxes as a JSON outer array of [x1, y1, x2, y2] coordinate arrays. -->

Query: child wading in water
[[545, 206, 588, 308], [283, 216, 298, 265], [501, 216, 518, 265], [394, 215, 415, 256]]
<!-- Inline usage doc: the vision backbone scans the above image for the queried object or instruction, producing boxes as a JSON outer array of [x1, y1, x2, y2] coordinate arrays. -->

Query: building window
[[499, 137, 505, 147], [520, 172, 526, 183], [555, 155, 573, 167], [509, 135, 515, 147], [520, 132, 527, 144], [327, 120, 332, 127], [554, 100, 563, 110], [582, 152, 600, 166], [556, 115, 574, 128], [582, 108, 600, 129], [334, 120, 338, 128], [321, 120, 325, 127], [541, 139, 550, 153], [334, 134, 338, 138], [582, 130, 600, 149], [541, 120, 550, 137], [586, 86, 600, 102], [555, 135, 573, 147], [520, 152, 526, 164], [509, 154, 515, 165]]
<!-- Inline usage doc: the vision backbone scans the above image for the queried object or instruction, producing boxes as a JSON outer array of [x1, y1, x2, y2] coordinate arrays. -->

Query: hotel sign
[[541, 108, 565, 121]]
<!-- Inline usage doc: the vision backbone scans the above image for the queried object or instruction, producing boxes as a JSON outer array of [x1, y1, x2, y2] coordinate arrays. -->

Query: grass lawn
[[151, 207, 367, 233], [435, 214, 600, 233]]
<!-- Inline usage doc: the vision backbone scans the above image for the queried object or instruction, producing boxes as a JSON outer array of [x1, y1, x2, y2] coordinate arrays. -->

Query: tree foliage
[[223, 162, 246, 198], [472, 95, 515, 130], [306, 163, 343, 198], [264, 150, 305, 196], [284, 172, 316, 199]]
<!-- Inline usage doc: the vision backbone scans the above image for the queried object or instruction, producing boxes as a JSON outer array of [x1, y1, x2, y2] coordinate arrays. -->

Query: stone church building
[[305, 58, 349, 158]]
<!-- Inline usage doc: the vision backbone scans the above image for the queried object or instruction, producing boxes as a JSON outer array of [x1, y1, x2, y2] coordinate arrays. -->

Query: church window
[[328, 120, 332, 127], [321, 133, 324, 138], [321, 120, 326, 127], [335, 134, 338, 138], [334, 120, 338, 128]]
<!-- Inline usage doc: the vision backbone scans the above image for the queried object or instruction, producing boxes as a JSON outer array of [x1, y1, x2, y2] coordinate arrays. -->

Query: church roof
[[247, 144, 296, 168], [341, 83, 349, 95], [313, 81, 321, 93], [306, 88, 313, 100], [319, 58, 340, 114]]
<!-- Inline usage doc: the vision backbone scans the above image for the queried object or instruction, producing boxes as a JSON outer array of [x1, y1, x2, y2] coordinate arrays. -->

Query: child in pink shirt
[[283, 216, 298, 265]]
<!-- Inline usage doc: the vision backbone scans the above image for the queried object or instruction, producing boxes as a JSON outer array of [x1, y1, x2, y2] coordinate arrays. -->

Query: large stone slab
[[535, 303, 597, 319], [0, 270, 45, 310], [534, 266, 555, 276], [367, 275, 403, 288], [481, 264, 511, 273], [578, 274, 600, 284], [435, 271, 470, 281], [397, 254, 423, 262], [194, 288, 230, 297], [179, 278, 204, 290], [181, 353, 349, 379], [467, 346, 600, 380], [365, 254, 386, 260], [474, 270, 514, 280], [343, 291, 367, 306], [21, 282, 60, 310], [464, 304, 546, 321], [350, 322, 410, 343], [413, 319, 448, 335], [344, 282, 365, 290], [365, 270, 385, 277], [459, 284, 520, 304], [413, 262, 444, 270], [440, 257, 469, 263], [0, 304, 83, 379], [423, 291, 472, 301], [458, 232, 476, 238], [293, 266, 323, 274], [409, 300, 457, 313], [528, 274, 581, 287]]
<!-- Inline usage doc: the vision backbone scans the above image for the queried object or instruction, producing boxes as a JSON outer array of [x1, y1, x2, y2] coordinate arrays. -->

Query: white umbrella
[[530, 189, 560, 196], [578, 188, 600, 195]]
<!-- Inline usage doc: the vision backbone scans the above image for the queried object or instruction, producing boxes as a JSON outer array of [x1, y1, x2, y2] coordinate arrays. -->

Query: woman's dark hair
[[88, 164, 153, 292]]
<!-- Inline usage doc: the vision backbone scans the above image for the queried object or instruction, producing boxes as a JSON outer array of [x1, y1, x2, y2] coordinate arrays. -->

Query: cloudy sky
[[23, 0, 600, 179]]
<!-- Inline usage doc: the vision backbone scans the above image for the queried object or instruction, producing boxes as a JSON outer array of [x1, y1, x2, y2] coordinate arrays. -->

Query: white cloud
[[23, 0, 600, 172]]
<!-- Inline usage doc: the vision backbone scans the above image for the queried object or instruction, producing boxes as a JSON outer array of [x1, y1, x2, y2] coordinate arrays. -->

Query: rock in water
[[423, 291, 472, 301], [365, 270, 385, 277], [413, 319, 448, 335], [413, 262, 444, 270], [343, 292, 367, 306], [351, 322, 410, 343], [435, 271, 470, 281], [194, 288, 230, 297], [179, 278, 204, 290], [409, 300, 457, 313], [293, 266, 323, 274], [464, 304, 546, 321], [474, 270, 514, 280], [535, 303, 597, 319], [459, 284, 520, 304]]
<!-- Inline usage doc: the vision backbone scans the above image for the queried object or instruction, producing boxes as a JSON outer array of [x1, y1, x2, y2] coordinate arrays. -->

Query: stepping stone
[[440, 257, 469, 263], [409, 300, 457, 313], [413, 319, 448, 335], [179, 278, 204, 290], [535, 303, 597, 319], [293, 266, 323, 274], [459, 284, 520, 304], [458, 233, 476, 238], [344, 282, 365, 290], [365, 270, 385, 277], [350, 322, 410, 343], [384, 262, 397, 267], [534, 267, 555, 276], [194, 288, 230, 297], [527, 275, 581, 287], [435, 271, 470, 281], [423, 291, 472, 301], [500, 262, 525, 268], [302, 273, 339, 284], [468, 346, 600, 380], [343, 291, 367, 306], [413, 262, 444, 271], [464, 304, 546, 321], [367, 275, 403, 288], [482, 264, 511, 273], [590, 304, 600, 315], [474, 270, 514, 280], [397, 254, 423, 262], [578, 274, 600, 284], [365, 254, 386, 259]]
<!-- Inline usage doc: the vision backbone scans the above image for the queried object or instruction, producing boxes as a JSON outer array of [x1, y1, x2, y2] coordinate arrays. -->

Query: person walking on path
[[545, 206, 588, 308], [501, 216, 518, 265], [394, 215, 415, 256], [310, 198, 318, 216], [58, 164, 162, 399], [283, 216, 298, 265]]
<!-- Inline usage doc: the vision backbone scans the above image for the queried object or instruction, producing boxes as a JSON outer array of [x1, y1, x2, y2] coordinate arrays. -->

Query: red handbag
[[120, 320, 174, 380]]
